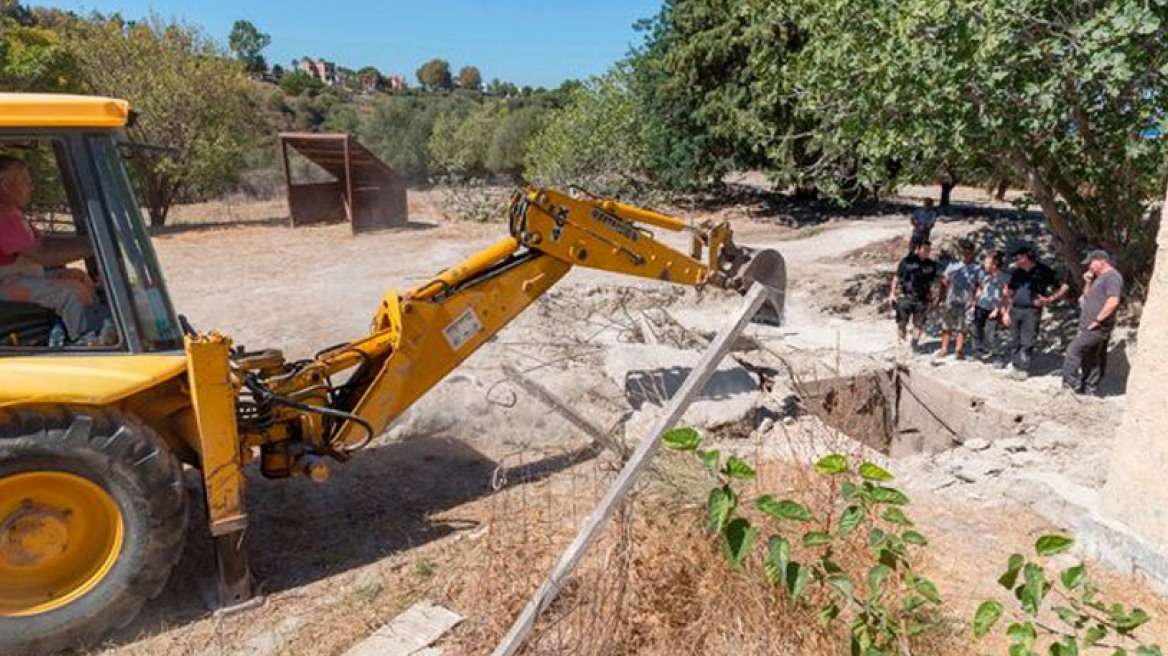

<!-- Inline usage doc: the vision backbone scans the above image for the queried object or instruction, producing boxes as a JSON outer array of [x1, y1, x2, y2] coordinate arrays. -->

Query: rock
[[951, 458, 1004, 483], [963, 438, 991, 451], [605, 343, 762, 432], [997, 437, 1029, 453]]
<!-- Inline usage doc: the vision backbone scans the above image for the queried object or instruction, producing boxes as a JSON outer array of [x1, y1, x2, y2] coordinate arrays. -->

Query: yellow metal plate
[[0, 355, 188, 407], [0, 93, 130, 128]]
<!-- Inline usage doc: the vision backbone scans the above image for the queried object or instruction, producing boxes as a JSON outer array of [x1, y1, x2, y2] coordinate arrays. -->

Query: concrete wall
[[1100, 200, 1168, 544]]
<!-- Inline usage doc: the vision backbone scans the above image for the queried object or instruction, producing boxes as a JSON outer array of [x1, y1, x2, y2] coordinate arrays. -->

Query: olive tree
[[63, 15, 261, 227]]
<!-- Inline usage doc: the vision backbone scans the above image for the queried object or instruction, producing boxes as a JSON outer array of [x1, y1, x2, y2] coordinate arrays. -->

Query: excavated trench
[[798, 366, 1028, 457]]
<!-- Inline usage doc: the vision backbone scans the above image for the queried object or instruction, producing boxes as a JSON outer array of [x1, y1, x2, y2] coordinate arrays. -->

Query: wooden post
[[279, 137, 293, 228], [490, 284, 773, 656], [343, 135, 354, 233]]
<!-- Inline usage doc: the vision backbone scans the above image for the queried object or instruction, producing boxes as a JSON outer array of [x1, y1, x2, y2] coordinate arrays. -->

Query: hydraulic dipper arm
[[241, 186, 785, 471]]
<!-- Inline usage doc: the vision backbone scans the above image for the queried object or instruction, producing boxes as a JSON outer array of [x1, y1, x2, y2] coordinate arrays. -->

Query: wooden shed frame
[[279, 132, 408, 234]]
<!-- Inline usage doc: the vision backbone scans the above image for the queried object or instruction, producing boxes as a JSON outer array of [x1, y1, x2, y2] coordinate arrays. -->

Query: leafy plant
[[974, 534, 1162, 656], [663, 428, 942, 655]]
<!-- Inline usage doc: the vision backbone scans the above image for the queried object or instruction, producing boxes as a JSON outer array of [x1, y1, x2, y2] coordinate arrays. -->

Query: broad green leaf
[[707, 486, 735, 535], [755, 495, 813, 522], [827, 574, 854, 601], [802, 531, 832, 547], [858, 461, 895, 481], [1007, 621, 1037, 647], [913, 577, 942, 604], [722, 455, 757, 481], [838, 505, 863, 536], [1050, 637, 1079, 656], [662, 427, 701, 451], [841, 481, 858, 499], [902, 530, 928, 546], [1021, 563, 1048, 616], [882, 508, 913, 526], [973, 600, 1003, 639], [1060, 564, 1086, 590], [1083, 624, 1107, 646], [1117, 608, 1150, 634], [722, 518, 756, 569], [1135, 647, 1163, 656], [815, 454, 849, 475], [786, 562, 811, 601], [1053, 605, 1084, 626], [999, 554, 1025, 589], [697, 449, 720, 475], [765, 535, 790, 585], [817, 602, 840, 627], [867, 564, 891, 599], [863, 484, 910, 505], [1035, 534, 1074, 557]]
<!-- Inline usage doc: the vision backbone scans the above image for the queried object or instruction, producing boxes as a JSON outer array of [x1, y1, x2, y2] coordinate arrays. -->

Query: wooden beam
[[490, 284, 773, 656], [501, 365, 628, 459]]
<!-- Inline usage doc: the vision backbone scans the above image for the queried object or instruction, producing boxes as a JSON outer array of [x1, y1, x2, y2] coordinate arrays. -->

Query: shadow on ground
[[151, 218, 439, 237], [99, 434, 596, 649]]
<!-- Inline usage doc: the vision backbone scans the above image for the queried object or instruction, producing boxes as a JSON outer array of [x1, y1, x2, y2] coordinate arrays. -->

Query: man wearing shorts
[[936, 238, 983, 359], [887, 240, 938, 352]]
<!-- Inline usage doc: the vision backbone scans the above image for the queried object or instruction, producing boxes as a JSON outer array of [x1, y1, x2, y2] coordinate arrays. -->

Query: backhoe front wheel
[[0, 406, 187, 655]]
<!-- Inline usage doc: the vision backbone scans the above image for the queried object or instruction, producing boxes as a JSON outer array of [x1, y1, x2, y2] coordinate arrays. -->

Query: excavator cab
[[0, 93, 787, 656], [0, 120, 183, 352]]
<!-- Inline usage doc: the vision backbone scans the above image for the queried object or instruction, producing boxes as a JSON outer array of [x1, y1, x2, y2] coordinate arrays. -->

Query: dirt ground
[[89, 185, 1165, 655]]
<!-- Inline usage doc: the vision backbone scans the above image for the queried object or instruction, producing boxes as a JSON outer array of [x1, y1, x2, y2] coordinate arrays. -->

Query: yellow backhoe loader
[[0, 93, 786, 654]]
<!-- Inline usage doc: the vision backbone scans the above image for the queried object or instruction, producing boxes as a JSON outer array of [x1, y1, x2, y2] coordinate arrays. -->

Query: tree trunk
[[994, 179, 1009, 200], [938, 165, 959, 208], [1007, 147, 1083, 276]]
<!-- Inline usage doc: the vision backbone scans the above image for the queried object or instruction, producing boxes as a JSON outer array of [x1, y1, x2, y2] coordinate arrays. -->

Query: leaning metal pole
[[491, 283, 774, 656]]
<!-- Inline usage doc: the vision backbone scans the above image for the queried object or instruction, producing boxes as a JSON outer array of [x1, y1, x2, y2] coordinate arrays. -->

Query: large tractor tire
[[0, 406, 187, 655]]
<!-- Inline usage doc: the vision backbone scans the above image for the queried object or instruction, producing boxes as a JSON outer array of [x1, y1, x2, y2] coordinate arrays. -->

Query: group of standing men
[[887, 200, 1124, 395]]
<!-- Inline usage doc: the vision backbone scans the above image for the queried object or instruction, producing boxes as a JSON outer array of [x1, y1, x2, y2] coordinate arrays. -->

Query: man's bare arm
[[23, 234, 92, 268]]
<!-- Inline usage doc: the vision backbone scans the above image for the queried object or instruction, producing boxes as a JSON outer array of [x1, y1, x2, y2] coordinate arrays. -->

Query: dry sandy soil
[[87, 186, 1164, 655]]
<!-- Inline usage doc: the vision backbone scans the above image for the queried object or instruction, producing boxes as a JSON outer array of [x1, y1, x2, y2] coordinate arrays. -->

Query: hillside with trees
[[2, 0, 1166, 284]]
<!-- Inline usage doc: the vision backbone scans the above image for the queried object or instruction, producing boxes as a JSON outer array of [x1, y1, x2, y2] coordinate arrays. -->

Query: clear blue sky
[[41, 0, 662, 88]]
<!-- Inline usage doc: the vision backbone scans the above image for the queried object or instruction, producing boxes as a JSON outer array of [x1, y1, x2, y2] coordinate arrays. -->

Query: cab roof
[[0, 93, 130, 129]]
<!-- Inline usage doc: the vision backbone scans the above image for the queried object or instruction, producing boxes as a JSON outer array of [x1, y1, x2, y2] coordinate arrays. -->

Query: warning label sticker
[[443, 308, 484, 352]]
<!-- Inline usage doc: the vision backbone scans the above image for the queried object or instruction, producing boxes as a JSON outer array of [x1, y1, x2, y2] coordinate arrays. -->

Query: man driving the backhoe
[[0, 155, 101, 343]]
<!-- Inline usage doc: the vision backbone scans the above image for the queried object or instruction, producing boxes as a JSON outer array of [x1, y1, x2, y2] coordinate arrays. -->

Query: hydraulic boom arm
[[232, 186, 785, 476]]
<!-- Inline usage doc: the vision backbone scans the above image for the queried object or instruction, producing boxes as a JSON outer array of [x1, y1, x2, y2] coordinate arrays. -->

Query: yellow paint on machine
[[0, 93, 130, 128], [0, 355, 188, 407]]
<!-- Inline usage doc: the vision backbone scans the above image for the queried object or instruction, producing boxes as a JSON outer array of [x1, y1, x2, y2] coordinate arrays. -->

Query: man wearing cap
[[1000, 246, 1070, 379], [1062, 250, 1123, 395], [936, 237, 983, 359]]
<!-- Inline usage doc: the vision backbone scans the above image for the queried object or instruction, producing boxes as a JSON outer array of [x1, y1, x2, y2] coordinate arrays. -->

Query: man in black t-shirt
[[1062, 250, 1124, 395], [887, 240, 938, 351], [1001, 246, 1069, 378]]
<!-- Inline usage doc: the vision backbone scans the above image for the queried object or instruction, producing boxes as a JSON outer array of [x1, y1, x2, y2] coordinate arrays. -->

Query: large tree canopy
[[785, 0, 1168, 281], [63, 15, 261, 227]]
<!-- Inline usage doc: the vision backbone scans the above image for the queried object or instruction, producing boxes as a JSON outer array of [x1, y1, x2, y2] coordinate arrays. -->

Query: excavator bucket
[[739, 248, 787, 326]]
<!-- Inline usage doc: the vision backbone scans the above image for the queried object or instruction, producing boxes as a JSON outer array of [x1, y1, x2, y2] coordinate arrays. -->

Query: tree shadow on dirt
[[150, 217, 439, 237], [100, 434, 596, 649], [685, 183, 1047, 230]]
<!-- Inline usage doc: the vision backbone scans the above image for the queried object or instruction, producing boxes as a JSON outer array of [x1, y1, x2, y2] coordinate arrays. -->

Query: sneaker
[[933, 349, 949, 359], [1007, 368, 1029, 381]]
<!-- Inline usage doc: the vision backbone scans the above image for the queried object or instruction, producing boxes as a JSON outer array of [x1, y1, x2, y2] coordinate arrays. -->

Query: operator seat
[[0, 299, 57, 346]]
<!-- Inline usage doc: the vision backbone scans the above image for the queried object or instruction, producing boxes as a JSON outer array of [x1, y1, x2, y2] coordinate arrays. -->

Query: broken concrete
[[343, 601, 461, 656], [604, 343, 763, 433]]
